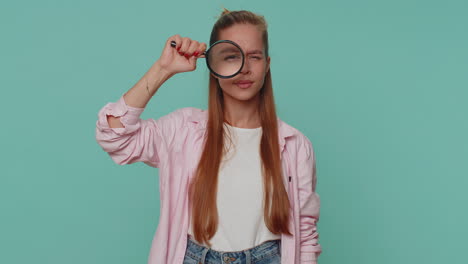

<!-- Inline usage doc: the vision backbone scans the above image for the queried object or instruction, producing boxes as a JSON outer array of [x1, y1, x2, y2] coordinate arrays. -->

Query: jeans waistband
[[185, 234, 281, 264]]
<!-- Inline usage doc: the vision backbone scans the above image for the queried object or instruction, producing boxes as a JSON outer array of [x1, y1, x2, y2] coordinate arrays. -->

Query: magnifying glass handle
[[170, 40, 206, 57]]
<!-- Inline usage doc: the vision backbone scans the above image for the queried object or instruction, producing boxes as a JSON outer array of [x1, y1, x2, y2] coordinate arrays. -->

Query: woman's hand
[[156, 34, 207, 76]]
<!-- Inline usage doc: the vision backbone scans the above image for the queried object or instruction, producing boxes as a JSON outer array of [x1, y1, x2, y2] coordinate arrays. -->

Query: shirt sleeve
[[94, 94, 187, 168], [297, 135, 322, 263]]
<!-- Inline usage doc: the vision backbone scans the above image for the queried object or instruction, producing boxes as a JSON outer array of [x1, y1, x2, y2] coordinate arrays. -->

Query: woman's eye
[[224, 55, 240, 60]]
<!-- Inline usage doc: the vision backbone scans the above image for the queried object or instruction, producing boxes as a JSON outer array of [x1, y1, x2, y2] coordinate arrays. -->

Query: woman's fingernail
[[185, 53, 190, 58], [179, 52, 184, 55], [177, 46, 180, 51], [193, 52, 199, 57]]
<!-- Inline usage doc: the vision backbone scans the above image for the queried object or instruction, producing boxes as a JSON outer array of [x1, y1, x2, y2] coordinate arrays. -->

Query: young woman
[[95, 9, 322, 264]]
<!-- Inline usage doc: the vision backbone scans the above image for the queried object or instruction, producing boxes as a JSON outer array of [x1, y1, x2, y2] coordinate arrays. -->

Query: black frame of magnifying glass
[[170, 39, 245, 79]]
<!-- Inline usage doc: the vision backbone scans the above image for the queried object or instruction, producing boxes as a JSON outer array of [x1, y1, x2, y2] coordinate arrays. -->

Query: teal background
[[1, 0, 467, 263]]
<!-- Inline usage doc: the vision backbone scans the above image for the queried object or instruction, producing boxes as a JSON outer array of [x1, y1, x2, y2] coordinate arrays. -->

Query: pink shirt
[[95, 94, 322, 264]]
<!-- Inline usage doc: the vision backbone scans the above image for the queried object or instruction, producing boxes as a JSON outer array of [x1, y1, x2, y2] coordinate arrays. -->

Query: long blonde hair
[[188, 9, 292, 247]]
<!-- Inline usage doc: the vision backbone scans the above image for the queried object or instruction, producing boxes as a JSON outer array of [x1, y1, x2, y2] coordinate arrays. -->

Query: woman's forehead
[[218, 24, 264, 50]]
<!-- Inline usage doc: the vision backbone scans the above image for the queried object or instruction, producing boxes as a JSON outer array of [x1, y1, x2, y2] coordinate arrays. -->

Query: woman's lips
[[235, 81, 253, 89]]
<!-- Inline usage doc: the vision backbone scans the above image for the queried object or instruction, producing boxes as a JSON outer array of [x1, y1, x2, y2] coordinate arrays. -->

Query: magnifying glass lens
[[207, 42, 243, 78]]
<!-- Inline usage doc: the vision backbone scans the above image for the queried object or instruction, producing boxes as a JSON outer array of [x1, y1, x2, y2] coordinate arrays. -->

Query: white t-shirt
[[188, 122, 281, 251]]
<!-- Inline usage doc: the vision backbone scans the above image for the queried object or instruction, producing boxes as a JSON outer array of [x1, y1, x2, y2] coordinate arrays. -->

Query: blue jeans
[[183, 234, 281, 264]]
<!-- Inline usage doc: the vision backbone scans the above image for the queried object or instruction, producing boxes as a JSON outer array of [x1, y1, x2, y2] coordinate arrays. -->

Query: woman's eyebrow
[[246, 50, 263, 55]]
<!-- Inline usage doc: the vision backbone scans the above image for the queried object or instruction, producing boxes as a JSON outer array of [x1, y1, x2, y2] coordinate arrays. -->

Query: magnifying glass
[[170, 40, 245, 79]]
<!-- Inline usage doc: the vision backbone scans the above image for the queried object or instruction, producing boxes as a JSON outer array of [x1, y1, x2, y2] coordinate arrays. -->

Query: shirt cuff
[[96, 94, 145, 135], [301, 252, 318, 263]]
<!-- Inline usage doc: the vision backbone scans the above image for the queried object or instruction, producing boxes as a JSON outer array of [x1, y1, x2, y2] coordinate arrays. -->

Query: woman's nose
[[239, 58, 251, 74]]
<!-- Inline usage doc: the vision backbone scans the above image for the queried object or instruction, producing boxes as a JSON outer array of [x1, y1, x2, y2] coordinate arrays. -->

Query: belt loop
[[200, 247, 209, 264], [279, 239, 282, 256], [245, 250, 251, 264]]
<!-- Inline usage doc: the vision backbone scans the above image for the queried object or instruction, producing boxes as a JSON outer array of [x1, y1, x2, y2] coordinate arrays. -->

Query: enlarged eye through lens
[[207, 41, 244, 78]]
